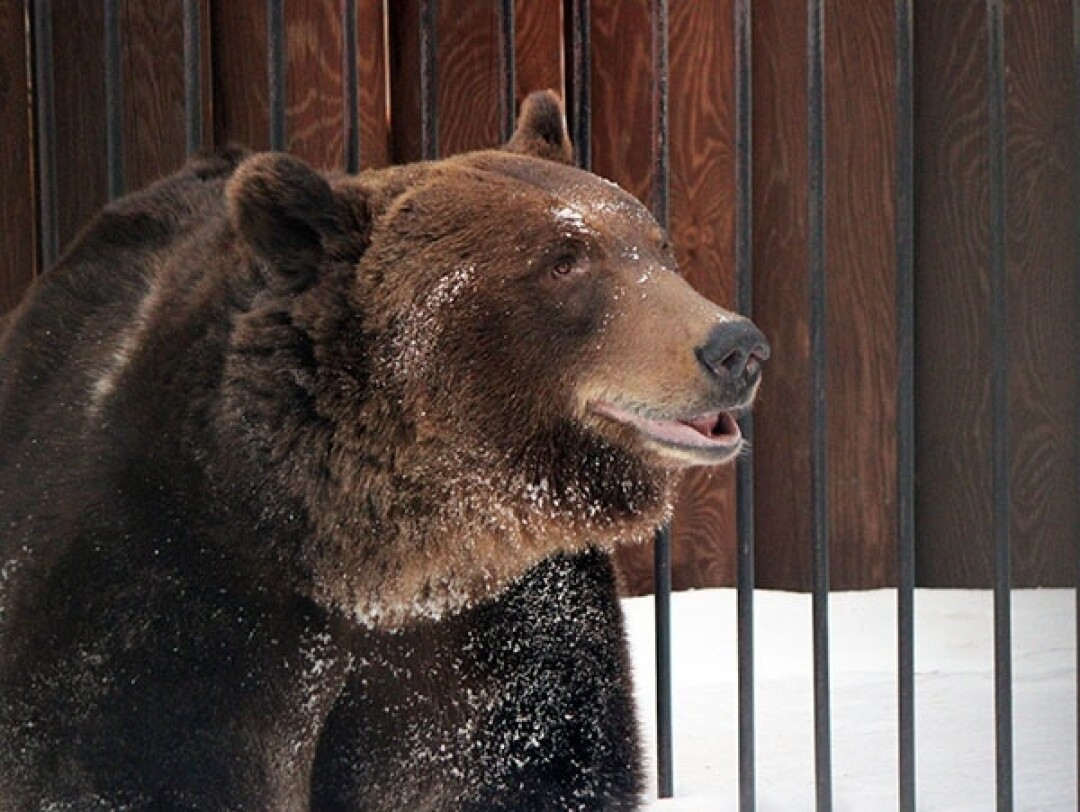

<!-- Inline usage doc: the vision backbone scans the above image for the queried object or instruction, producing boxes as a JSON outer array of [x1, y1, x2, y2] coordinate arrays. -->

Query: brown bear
[[0, 91, 767, 810]]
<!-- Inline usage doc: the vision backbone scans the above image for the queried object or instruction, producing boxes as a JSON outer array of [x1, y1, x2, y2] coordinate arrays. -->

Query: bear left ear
[[228, 152, 341, 287], [504, 90, 574, 165]]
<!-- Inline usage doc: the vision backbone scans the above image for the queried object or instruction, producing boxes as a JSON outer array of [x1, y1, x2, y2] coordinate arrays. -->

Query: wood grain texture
[[50, 0, 108, 255], [1001, 0, 1075, 586], [514, 0, 563, 107], [751, 0, 813, 591], [211, 1, 270, 151], [121, 0, 187, 191], [589, 0, 660, 596], [356, 0, 390, 169], [914, 1, 994, 587], [436, 0, 501, 155], [823, 0, 897, 589], [0, 0, 36, 313], [284, 0, 345, 169]]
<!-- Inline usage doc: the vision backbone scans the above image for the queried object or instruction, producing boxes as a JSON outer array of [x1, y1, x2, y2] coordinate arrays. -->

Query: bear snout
[[695, 319, 770, 387]]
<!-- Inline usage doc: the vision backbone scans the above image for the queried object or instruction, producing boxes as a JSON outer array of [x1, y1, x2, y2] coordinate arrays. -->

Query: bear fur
[[0, 92, 767, 809]]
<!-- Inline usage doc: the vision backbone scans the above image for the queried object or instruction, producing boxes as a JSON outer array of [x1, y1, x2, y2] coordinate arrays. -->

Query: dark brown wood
[[823, 0, 897, 590], [283, 0, 345, 169], [121, 0, 187, 191], [436, 1, 501, 155], [1001, 0, 1077, 587], [590, 0, 660, 596], [2, 1, 1076, 591], [50, 0, 108, 256], [356, 0, 391, 169], [751, 0, 812, 591], [211, 1, 271, 151], [914, 1, 993, 587], [514, 0, 563, 108], [0, 0, 37, 313]]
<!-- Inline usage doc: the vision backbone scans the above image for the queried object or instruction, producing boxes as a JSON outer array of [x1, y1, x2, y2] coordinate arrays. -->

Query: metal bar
[[183, 0, 202, 156], [31, 0, 59, 270], [807, 0, 832, 809], [1074, 0, 1080, 803], [986, 1, 1013, 809], [895, 0, 916, 809], [104, 0, 123, 199], [650, 0, 672, 799], [734, 0, 756, 808], [342, 0, 359, 172], [498, 0, 516, 143], [653, 524, 674, 799], [268, 0, 286, 151], [419, 0, 438, 160], [568, 0, 591, 170]]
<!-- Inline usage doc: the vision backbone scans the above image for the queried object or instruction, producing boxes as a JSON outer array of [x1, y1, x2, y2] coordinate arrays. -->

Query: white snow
[[624, 588, 1076, 811]]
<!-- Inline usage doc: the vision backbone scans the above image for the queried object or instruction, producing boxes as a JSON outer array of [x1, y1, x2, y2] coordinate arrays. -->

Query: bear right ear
[[227, 152, 342, 289], [504, 90, 574, 165]]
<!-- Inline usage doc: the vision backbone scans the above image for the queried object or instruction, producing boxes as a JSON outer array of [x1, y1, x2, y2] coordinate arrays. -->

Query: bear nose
[[695, 320, 770, 381]]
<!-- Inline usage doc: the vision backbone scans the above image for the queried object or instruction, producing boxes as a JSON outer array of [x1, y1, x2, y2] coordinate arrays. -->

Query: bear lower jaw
[[588, 400, 744, 467]]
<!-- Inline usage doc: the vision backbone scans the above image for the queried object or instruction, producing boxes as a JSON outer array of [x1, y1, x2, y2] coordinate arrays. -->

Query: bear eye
[[550, 255, 587, 280]]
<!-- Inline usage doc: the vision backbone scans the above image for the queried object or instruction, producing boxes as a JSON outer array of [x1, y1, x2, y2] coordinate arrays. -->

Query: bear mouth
[[589, 400, 743, 465]]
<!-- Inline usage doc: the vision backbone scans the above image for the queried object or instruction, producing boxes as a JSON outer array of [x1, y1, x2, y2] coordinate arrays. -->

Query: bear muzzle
[[587, 316, 769, 467]]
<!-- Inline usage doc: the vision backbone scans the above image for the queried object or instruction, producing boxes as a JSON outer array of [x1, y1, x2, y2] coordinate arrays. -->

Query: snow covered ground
[[623, 588, 1076, 811]]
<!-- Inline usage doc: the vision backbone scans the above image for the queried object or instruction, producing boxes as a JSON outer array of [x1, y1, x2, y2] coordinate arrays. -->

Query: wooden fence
[[1, 0, 1076, 592]]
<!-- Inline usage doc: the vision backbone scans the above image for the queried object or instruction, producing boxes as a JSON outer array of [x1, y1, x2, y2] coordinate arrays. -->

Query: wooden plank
[[387, 0, 421, 162], [666, 0, 738, 592], [211, 1, 271, 151], [590, 0, 659, 596], [514, 0, 562, 105], [751, 0, 812, 591], [1002, 0, 1075, 586], [356, 0, 390, 169], [914, 1, 993, 587], [437, 0, 501, 155], [121, 0, 187, 190], [0, 0, 37, 312], [51, 0, 108, 255], [283, 0, 344, 169], [823, 0, 897, 589]]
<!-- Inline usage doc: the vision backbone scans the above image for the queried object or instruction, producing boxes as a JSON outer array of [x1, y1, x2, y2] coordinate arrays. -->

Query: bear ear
[[227, 152, 341, 288], [504, 90, 574, 165]]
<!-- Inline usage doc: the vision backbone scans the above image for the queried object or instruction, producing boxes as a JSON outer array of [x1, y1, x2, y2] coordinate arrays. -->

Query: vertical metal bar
[[986, 1, 1013, 809], [104, 0, 123, 199], [734, 1, 756, 809], [342, 0, 359, 172], [183, 0, 202, 156], [650, 0, 672, 799], [419, 0, 438, 160], [568, 0, 590, 170], [1074, 1, 1080, 803], [31, 0, 59, 269], [895, 0, 916, 809], [268, 0, 286, 151], [498, 0, 516, 143], [653, 525, 674, 799], [807, 0, 832, 809]]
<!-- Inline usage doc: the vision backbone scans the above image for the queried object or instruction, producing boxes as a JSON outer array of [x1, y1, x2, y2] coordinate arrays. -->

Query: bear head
[[222, 91, 768, 626]]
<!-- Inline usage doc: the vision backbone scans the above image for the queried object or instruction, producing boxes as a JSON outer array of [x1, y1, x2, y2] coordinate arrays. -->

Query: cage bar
[[734, 0, 756, 808], [807, 0, 832, 808], [342, 0, 359, 172], [183, 0, 202, 156], [419, 0, 438, 160], [649, 0, 673, 799], [498, 0, 515, 143], [104, 0, 123, 199], [985, 1, 1013, 809], [568, 0, 590, 171], [31, 0, 59, 270], [1074, 0, 1080, 801], [895, 0, 916, 809], [267, 0, 285, 151]]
